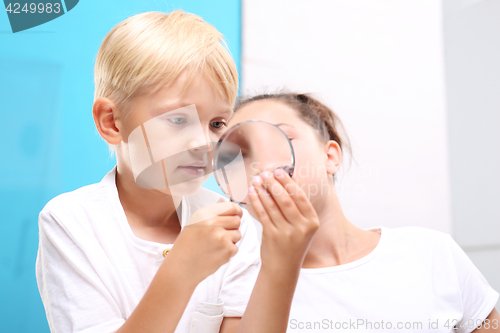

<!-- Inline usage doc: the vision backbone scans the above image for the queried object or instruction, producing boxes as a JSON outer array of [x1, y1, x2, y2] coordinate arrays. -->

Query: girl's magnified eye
[[168, 117, 187, 125]]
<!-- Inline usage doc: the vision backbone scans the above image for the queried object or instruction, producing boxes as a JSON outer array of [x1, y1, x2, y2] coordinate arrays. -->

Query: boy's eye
[[168, 117, 187, 125], [211, 121, 226, 129]]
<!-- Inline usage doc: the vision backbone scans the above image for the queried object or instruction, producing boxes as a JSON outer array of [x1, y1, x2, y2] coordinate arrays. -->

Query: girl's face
[[228, 100, 340, 205]]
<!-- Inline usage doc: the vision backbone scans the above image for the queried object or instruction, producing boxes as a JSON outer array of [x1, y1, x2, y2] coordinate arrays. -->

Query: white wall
[[242, 0, 452, 233], [443, 0, 500, 308]]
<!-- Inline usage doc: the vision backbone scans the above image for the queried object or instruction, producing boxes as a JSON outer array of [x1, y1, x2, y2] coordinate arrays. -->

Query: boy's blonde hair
[[94, 10, 238, 115]]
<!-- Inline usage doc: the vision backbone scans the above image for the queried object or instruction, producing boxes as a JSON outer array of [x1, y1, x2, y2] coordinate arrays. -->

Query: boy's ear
[[324, 140, 342, 175], [93, 97, 122, 145]]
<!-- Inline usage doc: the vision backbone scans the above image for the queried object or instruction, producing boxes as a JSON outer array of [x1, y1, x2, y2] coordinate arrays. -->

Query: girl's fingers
[[259, 170, 303, 224], [248, 186, 276, 232], [251, 175, 289, 229], [273, 168, 317, 220]]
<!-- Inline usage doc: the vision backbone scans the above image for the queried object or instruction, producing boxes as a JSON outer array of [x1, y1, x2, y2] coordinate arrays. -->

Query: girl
[[229, 92, 500, 333]]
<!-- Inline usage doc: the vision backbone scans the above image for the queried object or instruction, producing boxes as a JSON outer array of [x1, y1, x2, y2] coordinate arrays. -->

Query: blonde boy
[[36, 10, 317, 333]]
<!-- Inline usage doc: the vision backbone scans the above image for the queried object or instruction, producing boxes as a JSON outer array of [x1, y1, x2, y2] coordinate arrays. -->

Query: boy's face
[[116, 70, 233, 196]]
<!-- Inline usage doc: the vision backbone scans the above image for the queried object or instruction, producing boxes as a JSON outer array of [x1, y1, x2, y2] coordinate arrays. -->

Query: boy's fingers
[[274, 170, 316, 219], [226, 229, 242, 244], [217, 202, 243, 218], [188, 202, 242, 226], [189, 215, 240, 230]]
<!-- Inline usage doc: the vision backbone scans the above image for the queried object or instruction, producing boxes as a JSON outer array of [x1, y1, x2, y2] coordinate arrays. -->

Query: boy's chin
[[163, 178, 206, 197]]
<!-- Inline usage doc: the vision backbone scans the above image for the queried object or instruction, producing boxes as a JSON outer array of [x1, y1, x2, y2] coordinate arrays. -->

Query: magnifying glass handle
[[221, 167, 235, 201]]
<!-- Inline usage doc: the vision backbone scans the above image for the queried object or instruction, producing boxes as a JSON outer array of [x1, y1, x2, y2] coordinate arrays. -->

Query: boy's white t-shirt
[[35, 167, 261, 333], [285, 225, 499, 333]]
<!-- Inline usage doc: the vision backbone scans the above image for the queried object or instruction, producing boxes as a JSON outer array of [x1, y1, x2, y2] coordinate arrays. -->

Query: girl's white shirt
[[36, 166, 261, 333], [277, 225, 499, 333]]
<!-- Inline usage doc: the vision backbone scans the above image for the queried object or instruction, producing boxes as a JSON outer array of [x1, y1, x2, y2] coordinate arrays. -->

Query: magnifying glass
[[213, 120, 295, 205]]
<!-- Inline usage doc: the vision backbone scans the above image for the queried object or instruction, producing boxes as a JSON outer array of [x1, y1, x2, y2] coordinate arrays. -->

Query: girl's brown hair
[[234, 92, 352, 179]]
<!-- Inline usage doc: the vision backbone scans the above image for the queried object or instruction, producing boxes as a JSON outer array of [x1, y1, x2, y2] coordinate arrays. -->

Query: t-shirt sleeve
[[218, 209, 261, 317], [36, 207, 125, 333], [446, 234, 499, 333]]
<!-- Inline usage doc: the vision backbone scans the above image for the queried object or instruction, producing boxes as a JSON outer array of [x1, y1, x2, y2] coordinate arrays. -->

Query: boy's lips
[[179, 161, 207, 168], [177, 162, 207, 176]]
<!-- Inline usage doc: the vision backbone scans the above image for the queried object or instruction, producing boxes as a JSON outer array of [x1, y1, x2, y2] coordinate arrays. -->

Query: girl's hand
[[248, 168, 319, 273]]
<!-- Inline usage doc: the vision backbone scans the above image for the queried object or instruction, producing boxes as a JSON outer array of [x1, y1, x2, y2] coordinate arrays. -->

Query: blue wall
[[0, 1, 240, 331]]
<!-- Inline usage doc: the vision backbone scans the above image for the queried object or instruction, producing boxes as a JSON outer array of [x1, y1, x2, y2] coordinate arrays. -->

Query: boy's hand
[[248, 168, 319, 273], [166, 202, 243, 285]]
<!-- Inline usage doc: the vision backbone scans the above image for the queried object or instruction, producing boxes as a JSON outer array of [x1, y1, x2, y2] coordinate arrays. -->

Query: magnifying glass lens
[[214, 120, 295, 205]]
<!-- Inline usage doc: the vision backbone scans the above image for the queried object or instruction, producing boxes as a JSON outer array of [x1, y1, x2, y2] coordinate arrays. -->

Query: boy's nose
[[186, 130, 211, 153], [187, 142, 210, 154]]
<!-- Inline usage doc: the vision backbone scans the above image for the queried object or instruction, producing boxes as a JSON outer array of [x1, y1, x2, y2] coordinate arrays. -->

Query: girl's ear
[[93, 97, 122, 145], [324, 140, 342, 175]]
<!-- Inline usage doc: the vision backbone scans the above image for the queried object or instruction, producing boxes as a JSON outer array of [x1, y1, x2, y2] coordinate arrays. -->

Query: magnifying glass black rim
[[212, 119, 296, 205]]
